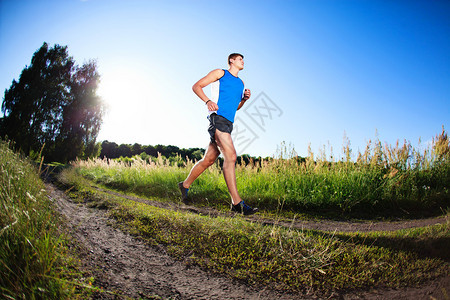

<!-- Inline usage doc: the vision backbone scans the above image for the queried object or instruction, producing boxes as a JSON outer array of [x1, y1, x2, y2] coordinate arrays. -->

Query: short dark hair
[[228, 53, 243, 65]]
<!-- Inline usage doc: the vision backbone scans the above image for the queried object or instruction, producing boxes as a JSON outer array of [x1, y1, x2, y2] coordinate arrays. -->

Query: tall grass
[[0, 140, 88, 299], [73, 129, 450, 218]]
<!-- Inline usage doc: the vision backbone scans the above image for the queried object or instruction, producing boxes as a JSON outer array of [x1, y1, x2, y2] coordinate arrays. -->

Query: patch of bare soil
[[47, 183, 449, 299], [341, 276, 450, 300]]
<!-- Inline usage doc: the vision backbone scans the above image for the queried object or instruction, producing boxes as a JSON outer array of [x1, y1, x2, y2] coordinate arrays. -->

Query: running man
[[178, 53, 258, 215]]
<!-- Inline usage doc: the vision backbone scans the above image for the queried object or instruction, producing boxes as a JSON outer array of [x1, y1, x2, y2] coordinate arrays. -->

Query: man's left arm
[[237, 88, 251, 110]]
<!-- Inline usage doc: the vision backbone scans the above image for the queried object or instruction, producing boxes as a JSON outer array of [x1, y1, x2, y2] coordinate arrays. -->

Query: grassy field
[[2, 128, 449, 298], [73, 130, 450, 219], [0, 140, 91, 299], [55, 129, 450, 295], [58, 166, 450, 296]]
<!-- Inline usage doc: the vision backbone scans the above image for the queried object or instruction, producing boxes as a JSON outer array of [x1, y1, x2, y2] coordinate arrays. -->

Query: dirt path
[[47, 183, 449, 299], [95, 186, 448, 233]]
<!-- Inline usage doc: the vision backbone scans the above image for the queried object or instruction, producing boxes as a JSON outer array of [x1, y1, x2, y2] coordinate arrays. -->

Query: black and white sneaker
[[178, 182, 189, 204], [231, 201, 259, 215]]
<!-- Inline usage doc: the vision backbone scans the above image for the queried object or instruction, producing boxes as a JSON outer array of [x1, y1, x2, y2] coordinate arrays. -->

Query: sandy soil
[[46, 183, 449, 299]]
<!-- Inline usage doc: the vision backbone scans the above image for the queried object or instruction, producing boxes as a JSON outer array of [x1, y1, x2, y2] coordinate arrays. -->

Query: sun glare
[[97, 66, 156, 143]]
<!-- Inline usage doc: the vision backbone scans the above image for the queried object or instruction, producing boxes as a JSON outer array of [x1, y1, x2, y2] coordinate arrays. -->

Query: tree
[[143, 145, 157, 157], [131, 143, 142, 156], [118, 144, 132, 158], [0, 42, 105, 162], [191, 149, 204, 161], [100, 140, 119, 158]]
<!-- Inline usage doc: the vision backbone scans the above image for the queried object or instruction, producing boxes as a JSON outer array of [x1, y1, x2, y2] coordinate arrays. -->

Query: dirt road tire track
[[47, 183, 449, 299], [94, 186, 448, 233]]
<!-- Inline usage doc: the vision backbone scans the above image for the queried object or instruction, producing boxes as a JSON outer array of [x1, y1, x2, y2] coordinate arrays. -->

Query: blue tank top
[[216, 70, 244, 123]]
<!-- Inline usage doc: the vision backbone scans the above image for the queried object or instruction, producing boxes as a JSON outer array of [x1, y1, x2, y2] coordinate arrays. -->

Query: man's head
[[228, 53, 244, 70]]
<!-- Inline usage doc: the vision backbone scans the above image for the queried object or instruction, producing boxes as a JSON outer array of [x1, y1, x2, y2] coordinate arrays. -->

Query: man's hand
[[237, 89, 251, 111], [206, 100, 219, 111], [243, 88, 251, 101]]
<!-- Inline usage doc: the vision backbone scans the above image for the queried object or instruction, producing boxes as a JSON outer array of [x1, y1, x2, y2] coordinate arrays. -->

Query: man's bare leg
[[214, 129, 242, 205], [182, 141, 220, 189]]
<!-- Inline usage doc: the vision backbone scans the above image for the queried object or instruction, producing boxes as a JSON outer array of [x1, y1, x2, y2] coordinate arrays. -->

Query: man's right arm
[[192, 69, 224, 110]]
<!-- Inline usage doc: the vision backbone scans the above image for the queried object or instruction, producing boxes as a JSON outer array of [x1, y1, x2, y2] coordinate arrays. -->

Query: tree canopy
[[0, 42, 105, 162]]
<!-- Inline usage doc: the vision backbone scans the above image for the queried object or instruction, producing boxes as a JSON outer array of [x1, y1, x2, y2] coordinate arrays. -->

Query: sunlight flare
[[97, 65, 160, 142]]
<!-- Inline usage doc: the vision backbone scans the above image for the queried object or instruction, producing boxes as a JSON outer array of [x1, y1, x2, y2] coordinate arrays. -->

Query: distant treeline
[[99, 140, 273, 165], [100, 140, 204, 161]]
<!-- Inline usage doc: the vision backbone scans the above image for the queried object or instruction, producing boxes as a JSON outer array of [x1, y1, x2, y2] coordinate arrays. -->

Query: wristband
[[205, 100, 211, 105]]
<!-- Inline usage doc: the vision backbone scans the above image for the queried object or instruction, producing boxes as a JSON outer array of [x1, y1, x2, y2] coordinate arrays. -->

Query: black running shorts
[[208, 113, 233, 144]]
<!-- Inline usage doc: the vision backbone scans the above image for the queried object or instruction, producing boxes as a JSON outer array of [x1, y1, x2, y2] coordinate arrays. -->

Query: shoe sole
[[231, 208, 259, 216]]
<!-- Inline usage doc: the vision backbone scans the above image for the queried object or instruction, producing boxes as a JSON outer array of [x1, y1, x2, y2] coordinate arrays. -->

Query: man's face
[[230, 56, 244, 70]]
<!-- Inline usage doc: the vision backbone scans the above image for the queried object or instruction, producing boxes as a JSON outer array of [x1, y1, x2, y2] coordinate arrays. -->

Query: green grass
[[58, 167, 450, 295], [73, 131, 450, 219], [0, 140, 92, 299], [4, 129, 445, 297]]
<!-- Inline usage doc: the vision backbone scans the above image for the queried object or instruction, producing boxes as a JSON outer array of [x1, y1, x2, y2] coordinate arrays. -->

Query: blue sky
[[1, 0, 449, 158]]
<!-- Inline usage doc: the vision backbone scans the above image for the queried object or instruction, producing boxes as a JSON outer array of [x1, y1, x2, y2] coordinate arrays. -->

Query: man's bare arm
[[237, 88, 251, 110], [237, 100, 246, 111], [192, 69, 224, 103]]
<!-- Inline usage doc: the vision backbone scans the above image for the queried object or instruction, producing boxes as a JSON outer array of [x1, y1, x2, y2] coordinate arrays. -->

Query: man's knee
[[200, 152, 218, 167], [224, 151, 237, 164], [202, 156, 216, 167]]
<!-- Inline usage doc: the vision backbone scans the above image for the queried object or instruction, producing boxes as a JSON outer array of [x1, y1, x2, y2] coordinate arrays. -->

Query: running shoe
[[178, 182, 189, 204], [231, 201, 259, 215]]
